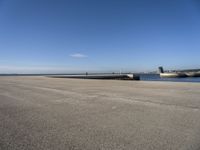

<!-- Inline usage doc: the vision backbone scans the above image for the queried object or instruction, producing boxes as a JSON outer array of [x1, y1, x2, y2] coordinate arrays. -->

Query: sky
[[0, 0, 200, 73]]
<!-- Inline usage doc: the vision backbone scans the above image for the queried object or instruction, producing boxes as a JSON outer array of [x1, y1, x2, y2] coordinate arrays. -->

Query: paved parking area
[[0, 77, 200, 150]]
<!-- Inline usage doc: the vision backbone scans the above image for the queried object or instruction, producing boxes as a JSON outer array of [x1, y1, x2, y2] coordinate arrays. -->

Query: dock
[[47, 73, 140, 80]]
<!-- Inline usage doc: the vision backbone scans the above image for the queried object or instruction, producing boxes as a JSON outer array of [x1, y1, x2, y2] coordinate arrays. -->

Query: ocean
[[0, 74, 200, 83]]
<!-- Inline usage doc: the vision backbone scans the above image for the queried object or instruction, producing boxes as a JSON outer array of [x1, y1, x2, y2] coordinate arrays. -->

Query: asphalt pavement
[[0, 77, 200, 150]]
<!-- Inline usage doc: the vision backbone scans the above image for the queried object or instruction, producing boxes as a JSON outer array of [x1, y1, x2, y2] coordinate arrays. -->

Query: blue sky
[[0, 0, 200, 73]]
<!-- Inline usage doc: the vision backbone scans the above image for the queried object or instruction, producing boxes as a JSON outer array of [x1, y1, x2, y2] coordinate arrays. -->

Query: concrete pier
[[48, 73, 140, 80], [0, 76, 200, 150]]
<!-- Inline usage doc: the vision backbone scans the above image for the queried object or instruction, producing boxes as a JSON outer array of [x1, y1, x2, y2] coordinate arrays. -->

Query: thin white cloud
[[70, 53, 88, 58]]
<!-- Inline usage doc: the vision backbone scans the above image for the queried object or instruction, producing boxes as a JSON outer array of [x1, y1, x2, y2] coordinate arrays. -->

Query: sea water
[[1, 74, 200, 83]]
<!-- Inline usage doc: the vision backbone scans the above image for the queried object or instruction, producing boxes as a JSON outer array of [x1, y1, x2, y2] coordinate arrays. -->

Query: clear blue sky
[[0, 0, 200, 73]]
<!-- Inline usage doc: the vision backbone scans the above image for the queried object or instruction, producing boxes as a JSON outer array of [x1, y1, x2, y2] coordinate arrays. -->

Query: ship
[[158, 67, 200, 78]]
